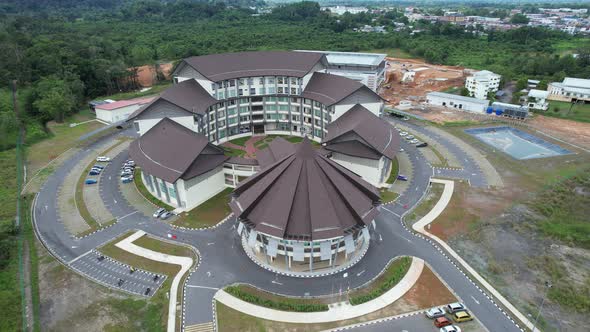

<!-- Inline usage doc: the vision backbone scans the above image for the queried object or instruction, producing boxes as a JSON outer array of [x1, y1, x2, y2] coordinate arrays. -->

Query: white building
[[527, 89, 550, 110], [295, 51, 387, 92], [548, 77, 590, 102], [426, 92, 490, 113], [465, 70, 501, 100], [94, 97, 153, 124], [324, 105, 399, 188], [322, 6, 368, 15]]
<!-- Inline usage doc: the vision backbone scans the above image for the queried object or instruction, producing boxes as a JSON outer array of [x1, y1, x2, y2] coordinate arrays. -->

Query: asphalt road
[[32, 124, 523, 332]]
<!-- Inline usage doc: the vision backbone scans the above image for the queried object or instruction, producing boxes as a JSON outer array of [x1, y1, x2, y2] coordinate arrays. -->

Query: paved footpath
[[33, 125, 528, 332]]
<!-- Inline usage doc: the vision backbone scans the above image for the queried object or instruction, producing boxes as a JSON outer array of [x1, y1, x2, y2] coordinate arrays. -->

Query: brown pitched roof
[[254, 137, 297, 168], [324, 104, 400, 160], [179, 51, 326, 82], [230, 138, 381, 241], [129, 118, 228, 183], [301, 72, 380, 106], [324, 140, 382, 160], [127, 79, 217, 120]]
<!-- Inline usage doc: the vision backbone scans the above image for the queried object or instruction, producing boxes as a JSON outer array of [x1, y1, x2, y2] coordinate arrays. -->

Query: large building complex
[[125, 51, 397, 275], [296, 50, 387, 92], [548, 77, 590, 102], [465, 70, 501, 100]]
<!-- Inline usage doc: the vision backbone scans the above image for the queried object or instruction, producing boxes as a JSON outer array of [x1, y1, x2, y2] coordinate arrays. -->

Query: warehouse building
[[426, 92, 490, 113], [548, 77, 590, 102], [95, 97, 153, 124]]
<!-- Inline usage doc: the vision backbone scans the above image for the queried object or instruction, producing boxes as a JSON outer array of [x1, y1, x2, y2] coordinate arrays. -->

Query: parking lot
[[69, 250, 166, 297]]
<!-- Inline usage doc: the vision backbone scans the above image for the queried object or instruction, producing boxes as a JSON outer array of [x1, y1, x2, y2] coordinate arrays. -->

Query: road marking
[[118, 210, 138, 221], [271, 280, 283, 285], [67, 250, 93, 265], [357, 270, 365, 277], [114, 199, 117, 204], [471, 296, 480, 305], [207, 242, 215, 246], [186, 285, 219, 290], [381, 206, 400, 217]]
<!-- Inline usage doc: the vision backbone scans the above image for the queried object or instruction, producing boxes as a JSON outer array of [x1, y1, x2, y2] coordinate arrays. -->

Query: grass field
[[227, 136, 250, 147], [172, 188, 233, 229], [223, 146, 247, 157], [542, 100, 590, 123], [380, 189, 399, 203], [349, 257, 412, 305], [99, 232, 197, 331], [0, 149, 22, 331], [386, 157, 399, 184], [406, 183, 445, 224]]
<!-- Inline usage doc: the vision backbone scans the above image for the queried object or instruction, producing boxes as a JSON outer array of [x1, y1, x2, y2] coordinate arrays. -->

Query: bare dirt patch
[[381, 57, 467, 106]]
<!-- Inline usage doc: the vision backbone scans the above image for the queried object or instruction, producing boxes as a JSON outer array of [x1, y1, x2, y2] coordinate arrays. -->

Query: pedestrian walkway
[[214, 258, 424, 324], [414, 178, 536, 331], [115, 230, 194, 332]]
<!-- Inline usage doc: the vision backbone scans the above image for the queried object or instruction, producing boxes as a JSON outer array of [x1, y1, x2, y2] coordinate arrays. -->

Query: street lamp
[[532, 280, 552, 332]]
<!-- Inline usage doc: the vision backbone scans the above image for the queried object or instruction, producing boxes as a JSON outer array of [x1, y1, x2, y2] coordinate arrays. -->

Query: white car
[[400, 132, 408, 136], [399, 148, 405, 152], [446, 302, 466, 313], [440, 325, 461, 332], [406, 135, 415, 140], [395, 127, 401, 132], [96, 156, 110, 162], [425, 306, 445, 318], [410, 139, 420, 144]]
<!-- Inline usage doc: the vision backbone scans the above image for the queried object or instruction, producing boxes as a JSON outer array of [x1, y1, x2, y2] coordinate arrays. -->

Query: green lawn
[[223, 146, 247, 157], [542, 100, 590, 123], [386, 157, 399, 184], [133, 168, 175, 211], [0, 149, 22, 331], [380, 189, 399, 203], [171, 188, 233, 229], [228, 136, 250, 147]]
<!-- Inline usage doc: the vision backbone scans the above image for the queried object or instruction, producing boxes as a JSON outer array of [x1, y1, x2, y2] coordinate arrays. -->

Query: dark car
[[397, 175, 408, 181], [89, 170, 100, 176], [416, 142, 428, 148], [85, 179, 98, 185]]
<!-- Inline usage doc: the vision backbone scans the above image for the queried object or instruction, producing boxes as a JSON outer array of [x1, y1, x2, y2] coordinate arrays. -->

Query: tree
[[537, 80, 548, 90], [516, 77, 528, 91], [510, 14, 530, 25], [33, 76, 77, 122], [460, 87, 470, 96]]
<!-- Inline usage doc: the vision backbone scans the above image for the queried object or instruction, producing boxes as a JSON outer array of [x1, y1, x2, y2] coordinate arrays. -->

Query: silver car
[[425, 306, 445, 318]]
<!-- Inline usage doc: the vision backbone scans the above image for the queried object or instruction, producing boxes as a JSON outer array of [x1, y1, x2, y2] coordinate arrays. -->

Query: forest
[[0, 0, 589, 149]]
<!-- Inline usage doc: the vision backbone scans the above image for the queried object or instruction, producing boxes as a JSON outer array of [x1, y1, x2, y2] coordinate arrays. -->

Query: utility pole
[[532, 280, 552, 332]]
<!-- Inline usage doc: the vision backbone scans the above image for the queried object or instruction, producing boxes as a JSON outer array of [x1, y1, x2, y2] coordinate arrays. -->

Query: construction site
[[380, 57, 469, 107]]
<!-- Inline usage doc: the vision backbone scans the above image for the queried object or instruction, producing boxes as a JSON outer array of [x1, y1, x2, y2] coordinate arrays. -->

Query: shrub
[[225, 286, 328, 312], [349, 257, 412, 305]]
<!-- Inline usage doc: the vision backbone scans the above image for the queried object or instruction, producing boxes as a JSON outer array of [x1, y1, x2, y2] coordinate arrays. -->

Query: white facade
[[548, 77, 590, 102], [465, 70, 501, 100], [296, 50, 387, 92], [177, 167, 226, 210], [426, 92, 490, 113], [331, 153, 390, 188], [95, 98, 152, 124], [527, 89, 549, 110]]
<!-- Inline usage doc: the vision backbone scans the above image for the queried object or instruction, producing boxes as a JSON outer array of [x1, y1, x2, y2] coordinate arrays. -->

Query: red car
[[434, 316, 452, 328]]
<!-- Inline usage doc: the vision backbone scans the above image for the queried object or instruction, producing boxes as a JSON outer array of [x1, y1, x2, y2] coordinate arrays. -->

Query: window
[[219, 120, 226, 127], [266, 104, 277, 111], [259, 78, 264, 84], [228, 90, 236, 98], [290, 77, 297, 85], [267, 77, 275, 84], [239, 79, 245, 86], [314, 109, 321, 117], [229, 117, 237, 124], [278, 77, 284, 84], [228, 108, 236, 116], [228, 99, 236, 106], [240, 115, 250, 122], [247, 78, 254, 85], [238, 89, 244, 96], [239, 106, 250, 114], [278, 105, 289, 111], [211, 83, 215, 90], [304, 99, 312, 105], [290, 88, 297, 94], [210, 123, 216, 130], [229, 80, 236, 87], [291, 115, 299, 121], [266, 96, 277, 102], [218, 91, 224, 99], [250, 87, 256, 95], [314, 101, 321, 107], [267, 87, 276, 94], [259, 88, 265, 95], [277, 87, 284, 94], [133, 121, 140, 132], [218, 110, 225, 117], [278, 97, 289, 102], [239, 98, 249, 104], [209, 113, 214, 121], [291, 97, 299, 103], [315, 119, 320, 126]]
